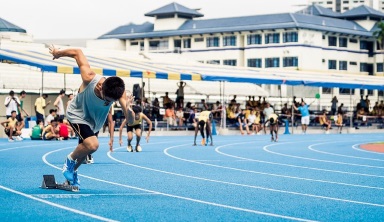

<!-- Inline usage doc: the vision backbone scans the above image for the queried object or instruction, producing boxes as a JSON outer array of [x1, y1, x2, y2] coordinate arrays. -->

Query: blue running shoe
[[62, 156, 76, 181], [72, 171, 80, 187]]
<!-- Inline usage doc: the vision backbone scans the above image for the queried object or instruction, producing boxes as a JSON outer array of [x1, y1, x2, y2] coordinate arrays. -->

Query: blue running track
[[0, 133, 384, 221]]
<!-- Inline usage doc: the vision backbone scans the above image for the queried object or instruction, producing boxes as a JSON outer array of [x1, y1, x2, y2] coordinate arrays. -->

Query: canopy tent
[[0, 48, 268, 98], [0, 48, 201, 81]]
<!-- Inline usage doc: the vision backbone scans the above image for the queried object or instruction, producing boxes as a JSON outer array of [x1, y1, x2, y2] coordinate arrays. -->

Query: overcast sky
[[0, 0, 308, 39]]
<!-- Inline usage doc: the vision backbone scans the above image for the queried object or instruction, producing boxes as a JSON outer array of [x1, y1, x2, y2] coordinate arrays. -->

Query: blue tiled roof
[[145, 2, 203, 18], [0, 17, 26, 33], [297, 5, 341, 18], [99, 12, 373, 39], [342, 5, 384, 18], [102, 22, 154, 37]]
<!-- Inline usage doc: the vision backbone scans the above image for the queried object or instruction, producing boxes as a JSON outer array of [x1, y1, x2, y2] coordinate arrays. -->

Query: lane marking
[[43, 146, 315, 222], [33, 193, 159, 199], [263, 140, 384, 169], [307, 141, 384, 162], [352, 143, 384, 155], [216, 141, 384, 178], [0, 185, 118, 222]]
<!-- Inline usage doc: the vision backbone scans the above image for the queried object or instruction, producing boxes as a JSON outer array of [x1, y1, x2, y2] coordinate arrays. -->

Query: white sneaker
[[325, 131, 330, 134], [8, 138, 14, 142]]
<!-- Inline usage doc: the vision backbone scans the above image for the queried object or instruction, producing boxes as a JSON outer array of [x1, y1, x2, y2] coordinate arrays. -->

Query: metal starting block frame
[[41, 175, 79, 192]]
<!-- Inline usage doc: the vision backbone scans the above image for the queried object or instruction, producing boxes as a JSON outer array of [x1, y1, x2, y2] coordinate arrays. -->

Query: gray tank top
[[66, 75, 111, 133]]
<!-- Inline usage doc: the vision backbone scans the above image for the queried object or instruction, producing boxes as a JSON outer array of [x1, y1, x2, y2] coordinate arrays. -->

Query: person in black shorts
[[264, 113, 281, 142], [119, 105, 152, 152]]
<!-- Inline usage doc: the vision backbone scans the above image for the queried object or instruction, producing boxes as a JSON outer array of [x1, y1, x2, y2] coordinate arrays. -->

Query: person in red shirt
[[57, 118, 74, 140]]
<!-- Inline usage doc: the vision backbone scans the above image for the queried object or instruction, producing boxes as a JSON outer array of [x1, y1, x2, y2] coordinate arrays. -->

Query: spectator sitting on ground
[[30, 119, 44, 140], [45, 109, 57, 126], [335, 112, 344, 134], [254, 110, 263, 134], [227, 105, 237, 124], [237, 109, 250, 135], [357, 107, 368, 125], [247, 109, 256, 134], [42, 119, 59, 140], [1, 110, 23, 142], [319, 110, 331, 134], [57, 118, 74, 140]]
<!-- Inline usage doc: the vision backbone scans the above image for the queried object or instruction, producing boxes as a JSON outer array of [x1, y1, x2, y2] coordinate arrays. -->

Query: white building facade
[[87, 2, 384, 109], [309, 0, 375, 12]]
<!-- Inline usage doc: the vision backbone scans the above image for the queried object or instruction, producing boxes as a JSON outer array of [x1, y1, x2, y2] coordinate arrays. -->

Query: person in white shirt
[[4, 90, 20, 119], [263, 102, 274, 125], [54, 89, 66, 120], [44, 109, 57, 126]]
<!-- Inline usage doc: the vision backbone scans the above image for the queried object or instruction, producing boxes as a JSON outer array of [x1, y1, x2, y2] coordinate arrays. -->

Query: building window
[[247, 34, 262, 45], [265, 33, 280, 44], [379, 90, 384, 96], [339, 61, 348, 70], [349, 61, 357, 65], [283, 57, 298, 67], [349, 38, 358, 43], [183, 39, 191, 48], [322, 87, 332, 94], [328, 60, 337, 69], [328, 36, 337, 46], [223, 36, 237, 46], [207, 60, 220, 65], [248, 58, 262, 68], [368, 89, 374, 95], [377, 63, 383, 72], [327, 1, 333, 4], [194, 37, 204, 42], [360, 63, 368, 72], [131, 41, 139, 46], [339, 88, 355, 95], [265, 57, 280, 68], [206, 37, 220, 47], [339, 37, 348, 48], [360, 40, 368, 50], [283, 32, 298, 43], [149, 40, 168, 50], [223, 59, 237, 66]]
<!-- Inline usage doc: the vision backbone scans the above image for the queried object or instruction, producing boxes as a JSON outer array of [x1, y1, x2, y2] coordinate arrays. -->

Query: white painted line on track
[[161, 144, 384, 208], [212, 142, 384, 190], [33, 193, 159, 199], [42, 145, 316, 222], [216, 140, 384, 178], [308, 141, 384, 162], [0, 185, 118, 222], [352, 143, 384, 155], [0, 142, 77, 152], [263, 140, 384, 169]]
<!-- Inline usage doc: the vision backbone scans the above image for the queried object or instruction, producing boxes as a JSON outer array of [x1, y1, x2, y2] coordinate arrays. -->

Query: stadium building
[[87, 2, 384, 106]]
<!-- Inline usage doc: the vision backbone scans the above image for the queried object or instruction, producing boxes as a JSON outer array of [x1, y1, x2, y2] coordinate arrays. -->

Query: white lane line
[[42, 146, 315, 222], [352, 143, 384, 155], [0, 142, 76, 152], [0, 185, 118, 222], [216, 141, 384, 178], [263, 140, 384, 169], [211, 142, 384, 190], [161, 145, 384, 208], [308, 141, 384, 162], [33, 193, 159, 199]]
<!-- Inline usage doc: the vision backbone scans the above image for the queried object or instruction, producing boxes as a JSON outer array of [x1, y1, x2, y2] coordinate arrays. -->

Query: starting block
[[41, 175, 79, 192]]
